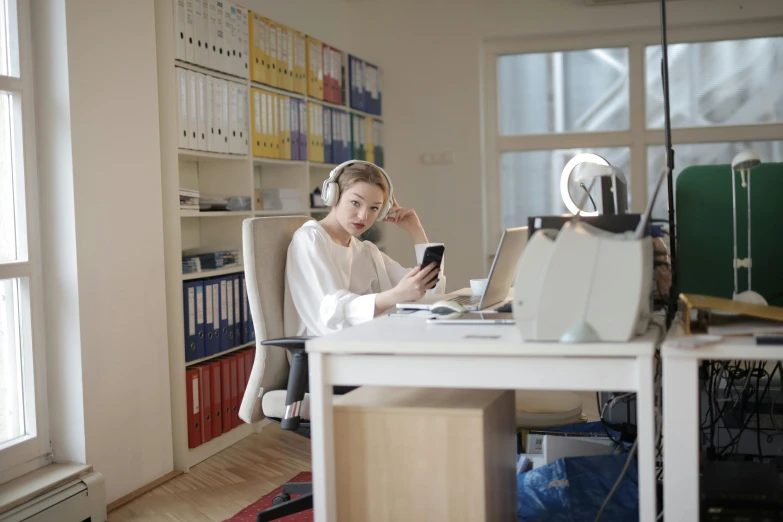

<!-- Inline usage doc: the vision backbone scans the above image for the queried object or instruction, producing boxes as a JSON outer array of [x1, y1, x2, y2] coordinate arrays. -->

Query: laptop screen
[[479, 227, 528, 308]]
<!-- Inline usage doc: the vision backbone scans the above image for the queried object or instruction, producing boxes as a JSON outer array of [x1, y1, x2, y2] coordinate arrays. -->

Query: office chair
[[238, 216, 317, 522]]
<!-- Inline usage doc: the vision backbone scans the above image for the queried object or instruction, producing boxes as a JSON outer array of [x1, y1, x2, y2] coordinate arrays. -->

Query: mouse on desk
[[430, 300, 467, 319]]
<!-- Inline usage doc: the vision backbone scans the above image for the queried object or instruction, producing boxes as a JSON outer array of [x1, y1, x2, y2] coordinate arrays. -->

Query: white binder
[[223, 2, 236, 77], [194, 0, 209, 67], [187, 69, 199, 150], [176, 67, 189, 149], [236, 84, 248, 154], [237, 6, 249, 79], [212, 77, 224, 153], [184, 0, 195, 63], [228, 81, 239, 154], [208, 0, 224, 73], [196, 73, 207, 151], [221, 79, 230, 153], [205, 75, 215, 152], [174, 0, 186, 61]]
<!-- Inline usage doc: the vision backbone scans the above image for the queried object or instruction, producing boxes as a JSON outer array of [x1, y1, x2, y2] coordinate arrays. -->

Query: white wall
[[33, 0, 172, 504], [32, 0, 87, 468], [333, 0, 783, 289]]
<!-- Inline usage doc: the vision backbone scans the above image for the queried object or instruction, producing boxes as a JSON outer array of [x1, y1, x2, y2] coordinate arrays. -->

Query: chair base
[[256, 482, 313, 522]]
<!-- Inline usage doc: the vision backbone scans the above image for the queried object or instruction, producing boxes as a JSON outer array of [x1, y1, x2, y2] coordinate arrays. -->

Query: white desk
[[662, 324, 783, 522], [306, 315, 660, 522]]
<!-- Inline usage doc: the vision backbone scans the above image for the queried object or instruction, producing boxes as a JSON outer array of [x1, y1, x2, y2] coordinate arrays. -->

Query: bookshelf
[[156, 0, 385, 472]]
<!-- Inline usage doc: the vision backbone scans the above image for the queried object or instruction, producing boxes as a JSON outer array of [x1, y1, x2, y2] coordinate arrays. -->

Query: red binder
[[221, 358, 232, 433], [198, 365, 212, 443], [237, 352, 246, 425], [186, 368, 202, 448], [230, 355, 239, 428], [210, 361, 222, 438], [244, 349, 253, 390]]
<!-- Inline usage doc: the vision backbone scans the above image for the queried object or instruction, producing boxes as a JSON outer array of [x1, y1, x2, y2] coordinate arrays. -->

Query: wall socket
[[420, 151, 454, 165]]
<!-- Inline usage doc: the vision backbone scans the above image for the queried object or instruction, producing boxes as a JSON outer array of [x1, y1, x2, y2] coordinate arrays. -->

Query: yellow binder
[[306, 36, 324, 100], [278, 24, 294, 93], [249, 13, 260, 84], [308, 102, 323, 163], [265, 18, 279, 88], [273, 92, 281, 158], [280, 95, 290, 160], [293, 31, 307, 96], [364, 116, 374, 164], [261, 91, 275, 158], [286, 29, 295, 93]]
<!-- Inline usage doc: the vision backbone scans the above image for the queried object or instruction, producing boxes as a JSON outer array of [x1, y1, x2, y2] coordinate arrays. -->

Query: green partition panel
[[676, 163, 783, 306]]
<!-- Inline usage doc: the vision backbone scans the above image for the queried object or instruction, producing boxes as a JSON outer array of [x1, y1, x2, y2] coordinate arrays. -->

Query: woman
[[284, 161, 445, 337]]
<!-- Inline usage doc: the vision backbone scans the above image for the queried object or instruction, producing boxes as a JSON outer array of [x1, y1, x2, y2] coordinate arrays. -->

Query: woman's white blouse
[[284, 220, 446, 336]]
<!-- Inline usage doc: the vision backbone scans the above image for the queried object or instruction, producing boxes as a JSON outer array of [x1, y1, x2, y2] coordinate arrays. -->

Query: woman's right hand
[[393, 263, 440, 302]]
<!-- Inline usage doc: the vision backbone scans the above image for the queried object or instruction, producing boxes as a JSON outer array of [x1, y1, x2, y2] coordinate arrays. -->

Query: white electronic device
[[513, 220, 652, 343]]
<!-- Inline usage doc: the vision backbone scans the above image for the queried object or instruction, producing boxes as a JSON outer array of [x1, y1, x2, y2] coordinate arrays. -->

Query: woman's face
[[333, 181, 386, 236]]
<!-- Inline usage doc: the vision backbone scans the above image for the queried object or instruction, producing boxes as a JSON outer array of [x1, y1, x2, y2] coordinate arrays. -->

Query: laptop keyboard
[[450, 295, 481, 306]]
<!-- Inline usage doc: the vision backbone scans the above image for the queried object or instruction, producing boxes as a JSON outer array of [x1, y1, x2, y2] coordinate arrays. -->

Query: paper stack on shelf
[[180, 188, 200, 210], [198, 194, 251, 212], [259, 188, 303, 211], [182, 248, 243, 274]]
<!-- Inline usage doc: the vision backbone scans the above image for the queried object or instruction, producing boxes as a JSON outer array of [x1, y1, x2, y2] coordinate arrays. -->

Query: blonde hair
[[335, 163, 390, 205]]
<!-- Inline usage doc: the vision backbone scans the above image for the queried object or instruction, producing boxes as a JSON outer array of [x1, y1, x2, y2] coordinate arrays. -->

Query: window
[[645, 37, 783, 129], [0, 0, 49, 482], [498, 48, 629, 135], [483, 22, 783, 264]]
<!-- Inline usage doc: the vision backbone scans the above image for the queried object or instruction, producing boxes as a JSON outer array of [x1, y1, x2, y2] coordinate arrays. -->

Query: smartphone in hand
[[420, 245, 444, 289]]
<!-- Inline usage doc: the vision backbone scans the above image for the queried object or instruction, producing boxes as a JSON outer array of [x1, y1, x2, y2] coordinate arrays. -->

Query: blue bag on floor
[[517, 454, 638, 522]]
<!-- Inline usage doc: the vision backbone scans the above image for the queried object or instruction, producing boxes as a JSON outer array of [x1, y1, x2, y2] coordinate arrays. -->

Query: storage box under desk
[[333, 387, 517, 522]]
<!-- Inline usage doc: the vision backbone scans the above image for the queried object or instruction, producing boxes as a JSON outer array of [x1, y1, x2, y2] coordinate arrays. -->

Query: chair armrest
[[261, 337, 312, 430]]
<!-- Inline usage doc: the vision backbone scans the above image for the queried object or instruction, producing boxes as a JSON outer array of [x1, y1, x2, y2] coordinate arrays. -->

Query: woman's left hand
[[383, 196, 422, 234]]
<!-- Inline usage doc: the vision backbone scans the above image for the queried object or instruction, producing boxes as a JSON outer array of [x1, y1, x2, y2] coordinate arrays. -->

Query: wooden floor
[[108, 392, 599, 521], [108, 425, 311, 522]]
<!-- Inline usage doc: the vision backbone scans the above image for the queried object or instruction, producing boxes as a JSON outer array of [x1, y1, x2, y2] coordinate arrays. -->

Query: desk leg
[[637, 355, 656, 522], [309, 352, 337, 522], [663, 356, 699, 522]]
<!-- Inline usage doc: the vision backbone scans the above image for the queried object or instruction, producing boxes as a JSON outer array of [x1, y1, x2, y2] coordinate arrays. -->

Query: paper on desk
[[707, 320, 783, 336], [388, 310, 434, 318]]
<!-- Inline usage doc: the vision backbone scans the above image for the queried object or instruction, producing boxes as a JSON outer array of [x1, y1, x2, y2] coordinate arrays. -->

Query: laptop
[[426, 312, 516, 325], [397, 226, 528, 311]]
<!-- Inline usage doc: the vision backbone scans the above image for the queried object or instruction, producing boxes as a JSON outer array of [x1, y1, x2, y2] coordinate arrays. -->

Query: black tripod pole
[[660, 0, 678, 325]]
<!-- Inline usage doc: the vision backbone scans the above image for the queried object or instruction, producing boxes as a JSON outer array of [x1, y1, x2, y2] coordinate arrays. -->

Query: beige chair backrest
[[239, 215, 313, 423]]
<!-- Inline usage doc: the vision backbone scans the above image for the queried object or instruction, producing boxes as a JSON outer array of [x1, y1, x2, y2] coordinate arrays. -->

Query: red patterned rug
[[223, 472, 312, 522]]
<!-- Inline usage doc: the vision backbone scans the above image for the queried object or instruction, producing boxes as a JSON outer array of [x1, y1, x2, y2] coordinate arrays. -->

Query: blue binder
[[183, 281, 205, 362], [335, 110, 346, 164], [241, 274, 250, 345], [364, 62, 380, 115], [219, 277, 230, 352], [232, 275, 242, 345], [349, 55, 364, 112], [205, 278, 221, 356], [323, 107, 332, 165]]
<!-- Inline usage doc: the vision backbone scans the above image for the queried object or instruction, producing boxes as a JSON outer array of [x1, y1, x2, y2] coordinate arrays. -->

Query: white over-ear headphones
[[322, 160, 395, 221]]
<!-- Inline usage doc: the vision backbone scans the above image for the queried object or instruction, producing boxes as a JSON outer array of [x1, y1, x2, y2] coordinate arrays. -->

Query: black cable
[[757, 366, 763, 457], [716, 365, 774, 457]]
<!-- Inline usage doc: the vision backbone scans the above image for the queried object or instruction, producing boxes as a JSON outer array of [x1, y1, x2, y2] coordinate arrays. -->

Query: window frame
[[481, 18, 783, 269], [0, 0, 51, 483]]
